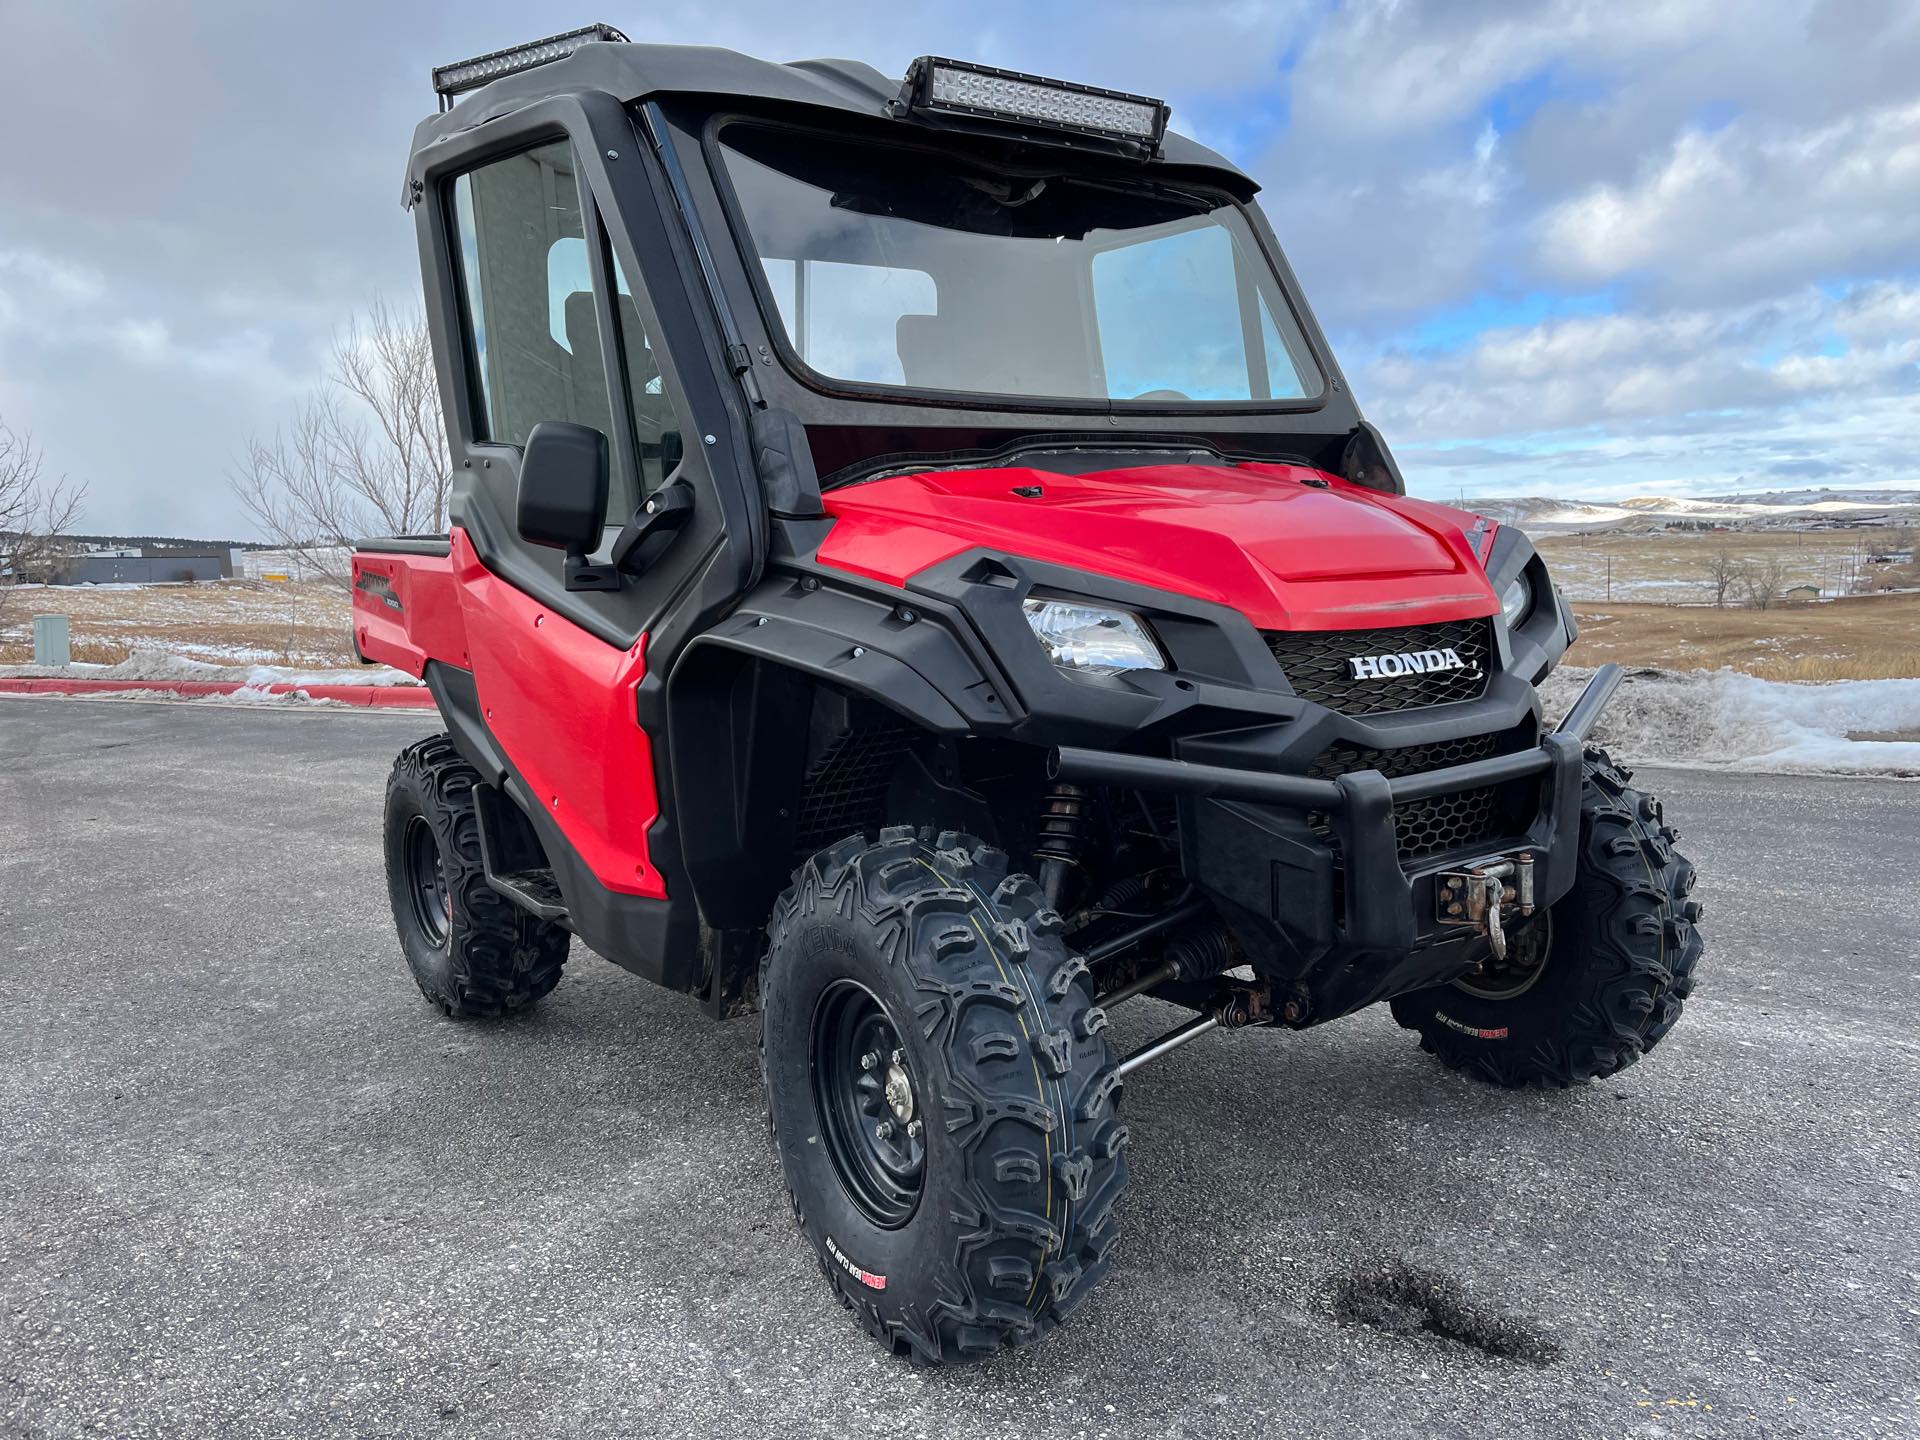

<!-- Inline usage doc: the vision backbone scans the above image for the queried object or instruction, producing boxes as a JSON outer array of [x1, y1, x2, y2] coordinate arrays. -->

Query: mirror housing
[[516, 422, 609, 554]]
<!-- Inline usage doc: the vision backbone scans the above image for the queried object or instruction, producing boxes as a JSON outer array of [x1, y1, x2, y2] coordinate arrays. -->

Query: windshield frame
[[700, 111, 1335, 419]]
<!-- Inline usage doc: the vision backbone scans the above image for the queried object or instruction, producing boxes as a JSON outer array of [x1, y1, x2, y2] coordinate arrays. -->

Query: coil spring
[[1034, 782, 1090, 868]]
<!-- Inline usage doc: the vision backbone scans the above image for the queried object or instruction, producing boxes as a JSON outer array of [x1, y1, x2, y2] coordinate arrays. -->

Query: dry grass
[[1569, 590, 1920, 680], [6, 563, 1917, 683], [1537, 527, 1917, 604], [0, 580, 354, 668]]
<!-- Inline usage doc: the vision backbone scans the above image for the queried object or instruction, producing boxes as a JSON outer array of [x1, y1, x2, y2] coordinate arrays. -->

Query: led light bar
[[900, 56, 1170, 150], [432, 24, 629, 107]]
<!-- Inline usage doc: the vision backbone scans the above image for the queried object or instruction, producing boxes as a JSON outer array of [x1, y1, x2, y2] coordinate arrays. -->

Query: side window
[[450, 143, 684, 501], [610, 251, 683, 494], [452, 142, 617, 450], [759, 258, 937, 386]]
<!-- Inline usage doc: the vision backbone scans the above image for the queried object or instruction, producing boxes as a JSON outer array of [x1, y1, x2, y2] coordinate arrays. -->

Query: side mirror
[[516, 422, 608, 554]]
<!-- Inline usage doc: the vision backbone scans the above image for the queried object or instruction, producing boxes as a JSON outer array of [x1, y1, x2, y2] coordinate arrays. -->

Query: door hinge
[[727, 343, 765, 407]]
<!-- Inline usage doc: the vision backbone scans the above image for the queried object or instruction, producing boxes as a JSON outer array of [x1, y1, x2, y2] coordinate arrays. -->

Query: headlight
[[1022, 599, 1165, 675], [1500, 573, 1533, 629]]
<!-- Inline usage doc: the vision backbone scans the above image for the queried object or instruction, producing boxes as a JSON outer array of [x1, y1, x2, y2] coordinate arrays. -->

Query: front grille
[[1307, 731, 1525, 864], [1263, 619, 1492, 716], [1307, 734, 1499, 783]]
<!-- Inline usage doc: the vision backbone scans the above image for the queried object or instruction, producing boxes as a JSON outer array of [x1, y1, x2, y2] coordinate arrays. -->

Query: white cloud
[[1540, 99, 1920, 293], [0, 248, 106, 306], [0, 240, 297, 390], [1288, 0, 1723, 140], [1372, 285, 1920, 498]]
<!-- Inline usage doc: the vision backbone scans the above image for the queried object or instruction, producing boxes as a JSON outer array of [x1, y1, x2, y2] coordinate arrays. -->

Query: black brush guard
[[1048, 665, 1623, 1022]]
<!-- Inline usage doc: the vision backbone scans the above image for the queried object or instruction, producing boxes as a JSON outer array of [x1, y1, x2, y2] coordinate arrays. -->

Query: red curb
[[0, 677, 436, 708]]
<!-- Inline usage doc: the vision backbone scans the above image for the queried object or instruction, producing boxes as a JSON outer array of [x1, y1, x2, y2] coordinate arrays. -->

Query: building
[[48, 546, 235, 585]]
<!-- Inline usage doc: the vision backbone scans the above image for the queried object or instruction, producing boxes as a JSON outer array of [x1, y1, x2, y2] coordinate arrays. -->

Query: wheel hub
[[883, 1063, 915, 1122], [402, 814, 451, 949], [1454, 908, 1553, 1000], [811, 982, 925, 1228]]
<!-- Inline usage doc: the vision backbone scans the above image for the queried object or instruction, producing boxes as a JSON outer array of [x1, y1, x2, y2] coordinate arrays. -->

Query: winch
[[1436, 853, 1537, 961]]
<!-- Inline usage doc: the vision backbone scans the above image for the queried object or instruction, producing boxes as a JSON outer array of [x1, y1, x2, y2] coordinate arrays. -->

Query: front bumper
[[1051, 664, 1623, 1023]]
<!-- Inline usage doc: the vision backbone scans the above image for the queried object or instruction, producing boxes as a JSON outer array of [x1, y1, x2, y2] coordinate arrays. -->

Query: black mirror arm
[[611, 483, 695, 576]]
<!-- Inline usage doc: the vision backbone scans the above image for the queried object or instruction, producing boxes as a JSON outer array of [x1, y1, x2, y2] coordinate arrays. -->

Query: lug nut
[[906, 1119, 923, 1140], [859, 1052, 879, 1071], [874, 1121, 894, 1141], [890, 1048, 904, 1065]]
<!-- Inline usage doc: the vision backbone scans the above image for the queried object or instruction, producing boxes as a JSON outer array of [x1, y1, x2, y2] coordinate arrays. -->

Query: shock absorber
[[1034, 782, 1089, 910]]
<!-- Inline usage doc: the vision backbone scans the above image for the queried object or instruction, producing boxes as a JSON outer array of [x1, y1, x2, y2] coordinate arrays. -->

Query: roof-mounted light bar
[[898, 56, 1170, 153], [432, 24, 629, 110]]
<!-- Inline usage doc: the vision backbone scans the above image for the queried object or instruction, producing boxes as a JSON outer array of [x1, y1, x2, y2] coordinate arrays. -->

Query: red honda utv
[[353, 27, 1703, 1366]]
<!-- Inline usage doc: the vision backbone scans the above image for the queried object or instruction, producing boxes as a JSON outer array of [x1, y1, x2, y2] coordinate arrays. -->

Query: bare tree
[[1740, 554, 1791, 611], [230, 298, 449, 585], [0, 417, 87, 619], [1703, 547, 1742, 608]]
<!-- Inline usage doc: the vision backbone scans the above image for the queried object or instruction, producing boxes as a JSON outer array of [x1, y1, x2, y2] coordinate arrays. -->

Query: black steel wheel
[[761, 827, 1129, 1366], [382, 734, 570, 1017], [401, 813, 452, 949], [811, 981, 925, 1228], [1450, 910, 1552, 1001], [1391, 747, 1703, 1086]]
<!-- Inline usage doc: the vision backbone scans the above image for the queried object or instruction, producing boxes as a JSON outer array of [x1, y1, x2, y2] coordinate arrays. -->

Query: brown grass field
[[0, 581, 356, 668], [1568, 591, 1920, 681], [1535, 526, 1917, 604], [3, 558, 1917, 682]]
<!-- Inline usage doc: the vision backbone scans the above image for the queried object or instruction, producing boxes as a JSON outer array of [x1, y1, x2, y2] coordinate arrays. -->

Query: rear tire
[[1390, 748, 1703, 1087], [760, 827, 1128, 1365], [383, 735, 569, 1017]]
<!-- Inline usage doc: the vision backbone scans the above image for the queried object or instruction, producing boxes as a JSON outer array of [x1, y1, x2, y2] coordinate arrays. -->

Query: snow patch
[[1544, 667, 1920, 777], [0, 646, 420, 687]]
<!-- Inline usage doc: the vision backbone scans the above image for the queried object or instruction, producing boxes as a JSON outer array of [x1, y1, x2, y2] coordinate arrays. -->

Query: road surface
[[1, 696, 1915, 1438]]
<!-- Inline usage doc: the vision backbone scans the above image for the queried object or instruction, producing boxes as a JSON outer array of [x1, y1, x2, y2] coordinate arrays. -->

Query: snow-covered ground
[[1471, 489, 1920, 532], [0, 647, 418, 688], [1543, 667, 1920, 777], [7, 647, 1914, 776]]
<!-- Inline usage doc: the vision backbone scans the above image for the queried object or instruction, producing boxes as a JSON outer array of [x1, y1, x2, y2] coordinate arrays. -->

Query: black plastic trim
[[357, 535, 453, 557], [424, 661, 701, 991]]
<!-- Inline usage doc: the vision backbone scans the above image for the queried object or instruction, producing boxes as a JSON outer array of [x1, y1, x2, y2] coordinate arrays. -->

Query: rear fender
[[352, 540, 466, 676]]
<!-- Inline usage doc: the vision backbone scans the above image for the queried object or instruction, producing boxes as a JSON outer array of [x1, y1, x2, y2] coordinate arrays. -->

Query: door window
[[450, 141, 684, 510]]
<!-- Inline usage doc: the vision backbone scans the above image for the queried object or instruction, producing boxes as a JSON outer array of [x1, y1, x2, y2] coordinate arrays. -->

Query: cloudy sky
[[1, 0, 1917, 536]]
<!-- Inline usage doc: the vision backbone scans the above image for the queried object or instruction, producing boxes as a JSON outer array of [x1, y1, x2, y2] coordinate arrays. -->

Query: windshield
[[716, 124, 1324, 406]]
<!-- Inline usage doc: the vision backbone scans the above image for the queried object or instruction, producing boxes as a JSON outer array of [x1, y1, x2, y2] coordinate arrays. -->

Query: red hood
[[816, 462, 1500, 631]]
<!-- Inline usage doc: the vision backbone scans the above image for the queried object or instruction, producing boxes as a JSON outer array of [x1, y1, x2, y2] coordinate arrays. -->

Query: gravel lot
[[2, 696, 1916, 1438]]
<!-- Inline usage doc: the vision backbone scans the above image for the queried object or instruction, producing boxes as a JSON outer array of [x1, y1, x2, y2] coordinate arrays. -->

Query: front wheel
[[1391, 748, 1704, 1087], [760, 827, 1129, 1365]]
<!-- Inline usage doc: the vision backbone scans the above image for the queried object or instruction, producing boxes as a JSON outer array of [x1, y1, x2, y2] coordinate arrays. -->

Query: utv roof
[[407, 41, 1256, 201]]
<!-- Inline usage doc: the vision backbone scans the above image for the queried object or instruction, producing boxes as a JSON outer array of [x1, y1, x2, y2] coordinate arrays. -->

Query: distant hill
[[1465, 490, 1920, 533], [63, 533, 274, 551]]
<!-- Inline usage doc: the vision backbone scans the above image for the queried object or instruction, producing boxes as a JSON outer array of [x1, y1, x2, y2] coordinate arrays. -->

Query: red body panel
[[352, 549, 469, 678], [352, 533, 666, 900], [818, 463, 1500, 631]]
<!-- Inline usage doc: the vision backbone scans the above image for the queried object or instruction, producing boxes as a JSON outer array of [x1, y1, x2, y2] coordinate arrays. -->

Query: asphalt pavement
[[1, 695, 1915, 1439]]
